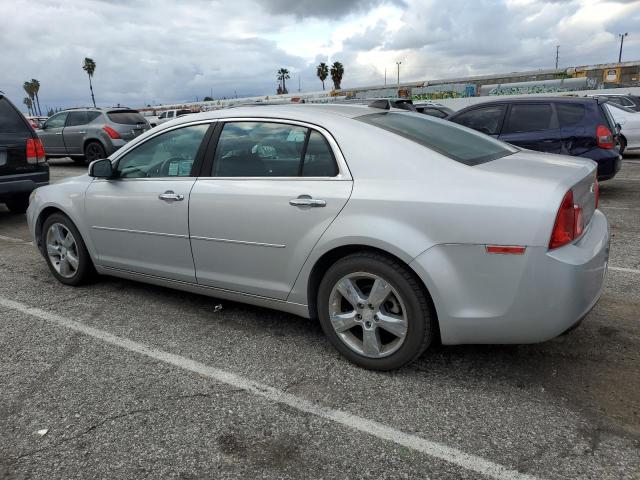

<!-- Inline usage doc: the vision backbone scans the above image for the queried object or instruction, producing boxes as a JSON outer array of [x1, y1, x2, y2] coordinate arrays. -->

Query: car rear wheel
[[5, 194, 30, 214], [317, 252, 434, 370], [84, 141, 106, 163], [42, 213, 94, 286], [619, 135, 627, 155]]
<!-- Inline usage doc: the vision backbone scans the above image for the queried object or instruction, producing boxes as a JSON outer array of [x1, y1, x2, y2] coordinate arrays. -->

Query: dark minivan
[[448, 97, 622, 181], [0, 94, 48, 213]]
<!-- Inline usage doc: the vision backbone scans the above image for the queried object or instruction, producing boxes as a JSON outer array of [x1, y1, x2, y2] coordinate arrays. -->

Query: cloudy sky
[[2, 0, 639, 111]]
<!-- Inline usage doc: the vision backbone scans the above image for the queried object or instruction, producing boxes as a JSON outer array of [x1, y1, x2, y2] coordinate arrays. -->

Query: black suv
[[0, 94, 49, 213], [448, 97, 622, 181]]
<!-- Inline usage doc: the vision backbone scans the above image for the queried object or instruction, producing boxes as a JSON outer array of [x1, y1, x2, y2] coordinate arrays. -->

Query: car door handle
[[289, 195, 326, 207], [78, 131, 86, 134], [158, 191, 184, 201], [55, 132, 63, 135]]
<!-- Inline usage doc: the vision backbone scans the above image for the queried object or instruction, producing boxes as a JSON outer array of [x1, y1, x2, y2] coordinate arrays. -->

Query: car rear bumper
[[579, 149, 622, 181], [0, 167, 49, 199], [410, 210, 610, 345]]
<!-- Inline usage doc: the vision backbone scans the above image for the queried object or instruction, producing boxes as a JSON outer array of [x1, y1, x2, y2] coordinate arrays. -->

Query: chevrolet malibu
[[27, 104, 609, 370]]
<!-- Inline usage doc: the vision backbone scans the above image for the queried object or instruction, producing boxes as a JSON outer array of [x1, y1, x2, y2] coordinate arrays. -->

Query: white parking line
[[609, 266, 640, 275], [0, 234, 32, 245], [0, 296, 539, 480]]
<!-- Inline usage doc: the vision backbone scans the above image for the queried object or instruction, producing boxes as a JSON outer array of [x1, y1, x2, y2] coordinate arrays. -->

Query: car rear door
[[62, 111, 90, 155], [498, 103, 562, 153], [188, 120, 352, 300], [84, 122, 213, 282], [38, 112, 68, 155]]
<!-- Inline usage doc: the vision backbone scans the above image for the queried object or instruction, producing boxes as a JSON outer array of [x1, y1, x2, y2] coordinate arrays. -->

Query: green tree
[[316, 62, 329, 90], [23, 81, 36, 112], [23, 97, 33, 116], [330, 62, 344, 90], [82, 57, 97, 107], [203, 96, 213, 101], [30, 79, 42, 115], [277, 68, 290, 94]]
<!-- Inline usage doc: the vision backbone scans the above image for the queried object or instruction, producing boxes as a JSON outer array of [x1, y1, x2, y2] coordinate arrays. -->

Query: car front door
[[84, 122, 212, 282], [499, 103, 562, 153], [39, 112, 68, 155], [189, 120, 353, 300]]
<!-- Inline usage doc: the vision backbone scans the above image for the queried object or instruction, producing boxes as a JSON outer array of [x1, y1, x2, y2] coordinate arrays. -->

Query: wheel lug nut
[[356, 314, 362, 319], [357, 303, 364, 309], [368, 304, 374, 309]]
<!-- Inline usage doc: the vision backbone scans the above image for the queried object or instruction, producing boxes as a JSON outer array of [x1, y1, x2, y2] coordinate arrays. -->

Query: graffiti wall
[[480, 77, 596, 96]]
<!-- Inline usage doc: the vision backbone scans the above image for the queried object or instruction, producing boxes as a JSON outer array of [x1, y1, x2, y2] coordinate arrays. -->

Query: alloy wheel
[[328, 272, 408, 358], [45, 223, 80, 278]]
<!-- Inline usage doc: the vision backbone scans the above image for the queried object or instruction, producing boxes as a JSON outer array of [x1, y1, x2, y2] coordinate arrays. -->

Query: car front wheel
[[42, 213, 94, 286], [317, 252, 435, 370]]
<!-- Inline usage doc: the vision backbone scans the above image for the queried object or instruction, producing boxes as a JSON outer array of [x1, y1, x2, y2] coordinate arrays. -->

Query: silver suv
[[38, 107, 150, 164]]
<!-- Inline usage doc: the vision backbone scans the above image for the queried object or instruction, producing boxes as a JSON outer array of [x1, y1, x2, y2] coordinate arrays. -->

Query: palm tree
[[277, 68, 290, 94], [30, 79, 42, 115], [82, 57, 97, 107], [316, 62, 329, 90], [330, 62, 344, 90], [23, 81, 35, 111], [23, 97, 33, 116]]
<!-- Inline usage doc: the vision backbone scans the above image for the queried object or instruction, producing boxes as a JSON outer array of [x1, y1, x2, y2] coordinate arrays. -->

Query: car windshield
[[356, 111, 516, 166], [107, 111, 147, 124]]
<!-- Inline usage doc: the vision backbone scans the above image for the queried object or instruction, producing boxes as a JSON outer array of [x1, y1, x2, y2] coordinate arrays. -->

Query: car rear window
[[0, 97, 30, 133], [356, 112, 516, 166], [107, 111, 146, 125]]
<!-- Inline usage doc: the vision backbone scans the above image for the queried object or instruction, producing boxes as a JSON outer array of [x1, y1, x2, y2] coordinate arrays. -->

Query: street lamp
[[618, 33, 628, 63], [396, 61, 402, 89]]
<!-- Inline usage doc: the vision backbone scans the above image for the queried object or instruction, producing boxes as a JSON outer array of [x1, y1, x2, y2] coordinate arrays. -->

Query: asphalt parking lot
[[1, 157, 639, 480]]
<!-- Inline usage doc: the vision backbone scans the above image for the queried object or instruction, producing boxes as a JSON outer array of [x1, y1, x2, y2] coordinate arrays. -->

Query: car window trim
[[105, 120, 217, 182], [199, 117, 351, 181], [65, 111, 88, 127], [44, 111, 69, 129]]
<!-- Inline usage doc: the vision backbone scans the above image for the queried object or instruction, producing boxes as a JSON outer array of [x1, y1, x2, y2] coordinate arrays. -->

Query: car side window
[[86, 111, 101, 123], [116, 124, 209, 179], [45, 112, 68, 129], [453, 105, 505, 135], [503, 104, 553, 134], [168, 111, 175, 118], [424, 108, 447, 118], [65, 111, 88, 127], [556, 103, 585, 128], [302, 130, 338, 177], [159, 112, 166, 119]]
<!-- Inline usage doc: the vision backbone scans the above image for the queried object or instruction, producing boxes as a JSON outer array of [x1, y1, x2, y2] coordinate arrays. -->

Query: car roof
[[468, 96, 597, 105], [160, 103, 387, 127]]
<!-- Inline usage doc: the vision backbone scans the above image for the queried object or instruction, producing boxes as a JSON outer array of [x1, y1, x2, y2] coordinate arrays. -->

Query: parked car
[[156, 109, 194, 125], [592, 93, 640, 112], [448, 97, 622, 181], [27, 104, 608, 370], [413, 102, 455, 118], [38, 107, 150, 164], [139, 110, 160, 127], [603, 102, 640, 154], [0, 94, 48, 213]]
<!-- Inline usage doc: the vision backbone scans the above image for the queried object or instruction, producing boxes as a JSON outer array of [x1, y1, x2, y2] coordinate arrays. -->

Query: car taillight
[[26, 138, 46, 164], [103, 126, 121, 139], [596, 125, 614, 149], [549, 189, 585, 249]]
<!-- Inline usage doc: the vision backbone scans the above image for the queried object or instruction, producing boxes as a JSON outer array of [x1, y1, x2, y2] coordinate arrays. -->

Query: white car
[[604, 102, 640, 154], [26, 104, 608, 370], [156, 109, 194, 125]]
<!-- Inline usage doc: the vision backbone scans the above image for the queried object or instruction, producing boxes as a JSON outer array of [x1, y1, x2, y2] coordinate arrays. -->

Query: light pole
[[396, 61, 402, 89], [618, 33, 628, 63], [555, 45, 560, 69]]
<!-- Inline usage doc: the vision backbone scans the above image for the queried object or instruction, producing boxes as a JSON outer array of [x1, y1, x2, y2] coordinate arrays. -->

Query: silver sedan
[[27, 104, 609, 370]]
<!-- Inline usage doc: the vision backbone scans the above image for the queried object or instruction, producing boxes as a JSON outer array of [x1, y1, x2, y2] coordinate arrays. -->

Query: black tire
[[619, 136, 627, 155], [41, 213, 94, 286], [5, 194, 30, 214], [84, 141, 106, 163], [317, 252, 435, 370]]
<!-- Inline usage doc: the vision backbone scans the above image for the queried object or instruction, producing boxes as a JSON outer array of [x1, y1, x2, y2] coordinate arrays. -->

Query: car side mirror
[[88, 158, 114, 178], [40, 123, 47, 130]]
